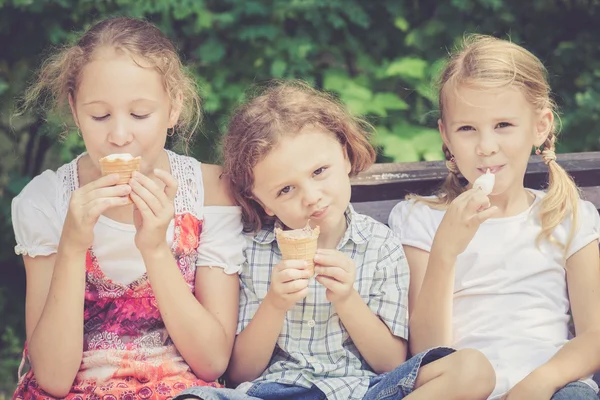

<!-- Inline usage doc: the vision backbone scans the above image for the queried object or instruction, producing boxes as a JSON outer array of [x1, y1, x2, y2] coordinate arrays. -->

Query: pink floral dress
[[12, 151, 233, 399]]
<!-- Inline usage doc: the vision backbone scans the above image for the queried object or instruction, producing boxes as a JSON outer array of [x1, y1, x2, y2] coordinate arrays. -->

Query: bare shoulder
[[200, 163, 235, 207]]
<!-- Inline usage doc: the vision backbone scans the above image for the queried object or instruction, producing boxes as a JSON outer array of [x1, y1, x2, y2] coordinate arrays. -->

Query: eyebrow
[[81, 98, 158, 106]]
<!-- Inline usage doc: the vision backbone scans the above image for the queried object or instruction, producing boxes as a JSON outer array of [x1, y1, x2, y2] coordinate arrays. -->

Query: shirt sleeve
[[196, 206, 246, 275], [236, 257, 262, 335], [388, 200, 438, 252], [566, 199, 600, 259], [368, 231, 410, 340], [11, 171, 62, 258]]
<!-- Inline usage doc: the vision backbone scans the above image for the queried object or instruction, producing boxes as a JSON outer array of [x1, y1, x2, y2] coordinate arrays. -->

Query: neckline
[[482, 189, 542, 225]]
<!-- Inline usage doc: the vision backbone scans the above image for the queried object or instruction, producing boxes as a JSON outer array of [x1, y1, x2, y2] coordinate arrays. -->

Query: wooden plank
[[351, 152, 600, 202], [352, 186, 600, 225]]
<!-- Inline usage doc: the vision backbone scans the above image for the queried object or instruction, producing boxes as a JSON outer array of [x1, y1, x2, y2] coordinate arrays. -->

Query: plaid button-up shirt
[[235, 206, 410, 400]]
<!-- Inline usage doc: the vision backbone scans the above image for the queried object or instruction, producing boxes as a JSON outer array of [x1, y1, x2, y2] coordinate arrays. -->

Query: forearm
[[142, 245, 233, 381], [409, 250, 455, 354], [29, 244, 86, 397], [335, 290, 407, 373], [529, 328, 600, 391], [227, 295, 286, 385]]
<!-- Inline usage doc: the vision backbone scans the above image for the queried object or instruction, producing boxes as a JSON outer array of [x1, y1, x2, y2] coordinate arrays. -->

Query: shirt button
[[307, 319, 316, 328]]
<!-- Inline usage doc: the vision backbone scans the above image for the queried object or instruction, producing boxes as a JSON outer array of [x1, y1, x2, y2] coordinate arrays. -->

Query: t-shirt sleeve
[[388, 200, 438, 252], [566, 199, 600, 259], [11, 171, 62, 258], [196, 206, 246, 275]]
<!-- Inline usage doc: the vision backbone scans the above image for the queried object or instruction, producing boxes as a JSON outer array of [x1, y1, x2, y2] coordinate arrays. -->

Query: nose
[[476, 129, 499, 156], [302, 183, 322, 207], [108, 116, 133, 147]]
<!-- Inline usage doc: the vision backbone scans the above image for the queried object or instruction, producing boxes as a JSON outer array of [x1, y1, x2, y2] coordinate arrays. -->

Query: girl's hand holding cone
[[63, 173, 132, 252], [128, 169, 178, 254], [314, 249, 357, 304]]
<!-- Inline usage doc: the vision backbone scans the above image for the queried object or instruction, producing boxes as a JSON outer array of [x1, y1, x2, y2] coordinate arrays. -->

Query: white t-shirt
[[389, 190, 600, 399], [12, 150, 246, 284]]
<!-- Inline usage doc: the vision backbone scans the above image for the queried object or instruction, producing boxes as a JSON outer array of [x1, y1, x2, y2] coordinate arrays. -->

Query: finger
[[154, 168, 179, 202], [314, 266, 347, 282], [132, 171, 171, 207], [129, 176, 163, 216], [465, 191, 491, 213], [471, 205, 499, 224], [130, 192, 155, 220], [289, 287, 309, 300], [82, 173, 121, 192], [314, 251, 351, 270], [87, 196, 131, 219], [85, 184, 131, 201], [281, 278, 309, 294], [315, 275, 343, 292], [277, 268, 313, 282], [276, 260, 309, 270]]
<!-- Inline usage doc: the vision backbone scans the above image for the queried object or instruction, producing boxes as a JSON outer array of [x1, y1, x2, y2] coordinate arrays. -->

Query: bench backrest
[[350, 152, 600, 224]]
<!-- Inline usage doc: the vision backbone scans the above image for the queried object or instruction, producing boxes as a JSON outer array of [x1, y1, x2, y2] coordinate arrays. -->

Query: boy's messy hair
[[19, 16, 201, 149], [223, 80, 376, 233], [410, 34, 580, 251]]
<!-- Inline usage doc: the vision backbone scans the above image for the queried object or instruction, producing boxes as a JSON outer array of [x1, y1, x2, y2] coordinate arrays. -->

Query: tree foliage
[[1, 0, 600, 394]]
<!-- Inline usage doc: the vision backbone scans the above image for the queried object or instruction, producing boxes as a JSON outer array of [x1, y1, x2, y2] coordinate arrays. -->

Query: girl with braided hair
[[389, 34, 600, 400]]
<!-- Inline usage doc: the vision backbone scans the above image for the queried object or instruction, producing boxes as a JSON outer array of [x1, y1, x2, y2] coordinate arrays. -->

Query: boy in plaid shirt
[[176, 81, 494, 400]]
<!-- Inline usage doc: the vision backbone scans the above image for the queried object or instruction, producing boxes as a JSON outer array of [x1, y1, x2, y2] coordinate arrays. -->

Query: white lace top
[[12, 150, 245, 282]]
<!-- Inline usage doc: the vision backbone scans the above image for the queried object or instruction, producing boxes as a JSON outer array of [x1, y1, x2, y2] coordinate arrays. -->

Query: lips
[[477, 165, 504, 174], [310, 206, 328, 219]]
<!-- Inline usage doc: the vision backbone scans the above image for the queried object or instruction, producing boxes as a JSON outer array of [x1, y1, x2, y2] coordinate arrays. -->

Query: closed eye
[[92, 114, 109, 121], [132, 113, 151, 120]]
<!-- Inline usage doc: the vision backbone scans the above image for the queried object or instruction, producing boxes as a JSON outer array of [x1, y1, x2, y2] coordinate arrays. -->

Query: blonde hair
[[223, 80, 376, 233], [19, 17, 201, 148], [411, 34, 580, 250]]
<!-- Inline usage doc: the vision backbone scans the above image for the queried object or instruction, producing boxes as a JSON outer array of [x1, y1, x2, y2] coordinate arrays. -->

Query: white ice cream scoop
[[473, 169, 495, 195]]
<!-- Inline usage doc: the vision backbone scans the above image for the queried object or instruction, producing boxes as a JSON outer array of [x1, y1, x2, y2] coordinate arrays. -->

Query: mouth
[[477, 164, 505, 174], [310, 206, 329, 219]]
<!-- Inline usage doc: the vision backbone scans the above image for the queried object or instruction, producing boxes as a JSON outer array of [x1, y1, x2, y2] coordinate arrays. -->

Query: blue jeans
[[174, 347, 454, 400], [551, 381, 598, 400]]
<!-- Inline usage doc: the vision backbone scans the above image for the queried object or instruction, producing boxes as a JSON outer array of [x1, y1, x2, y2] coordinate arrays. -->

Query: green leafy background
[[1, 0, 600, 395]]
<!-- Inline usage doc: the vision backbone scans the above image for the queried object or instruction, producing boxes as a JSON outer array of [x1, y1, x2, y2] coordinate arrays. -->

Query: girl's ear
[[533, 108, 554, 147], [344, 146, 352, 175], [438, 118, 452, 154], [68, 93, 80, 129], [168, 91, 183, 128]]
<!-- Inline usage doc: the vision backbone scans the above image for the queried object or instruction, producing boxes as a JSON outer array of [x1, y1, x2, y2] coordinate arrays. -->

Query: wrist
[[332, 289, 360, 312], [429, 243, 458, 268], [139, 242, 172, 261], [58, 237, 90, 257], [529, 363, 564, 392], [264, 291, 292, 315]]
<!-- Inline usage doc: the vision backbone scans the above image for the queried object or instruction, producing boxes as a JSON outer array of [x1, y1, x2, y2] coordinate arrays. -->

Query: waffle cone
[[275, 225, 320, 274], [99, 156, 142, 184]]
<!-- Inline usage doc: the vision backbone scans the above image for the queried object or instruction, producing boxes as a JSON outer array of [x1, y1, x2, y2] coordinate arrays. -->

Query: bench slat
[[351, 152, 600, 211]]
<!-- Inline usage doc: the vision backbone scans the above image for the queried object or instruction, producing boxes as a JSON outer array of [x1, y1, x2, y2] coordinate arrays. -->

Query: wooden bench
[[350, 151, 600, 391], [351, 151, 600, 223]]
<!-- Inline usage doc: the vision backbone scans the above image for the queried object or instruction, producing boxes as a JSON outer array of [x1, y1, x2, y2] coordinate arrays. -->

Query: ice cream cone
[[275, 224, 320, 276], [99, 154, 142, 185]]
